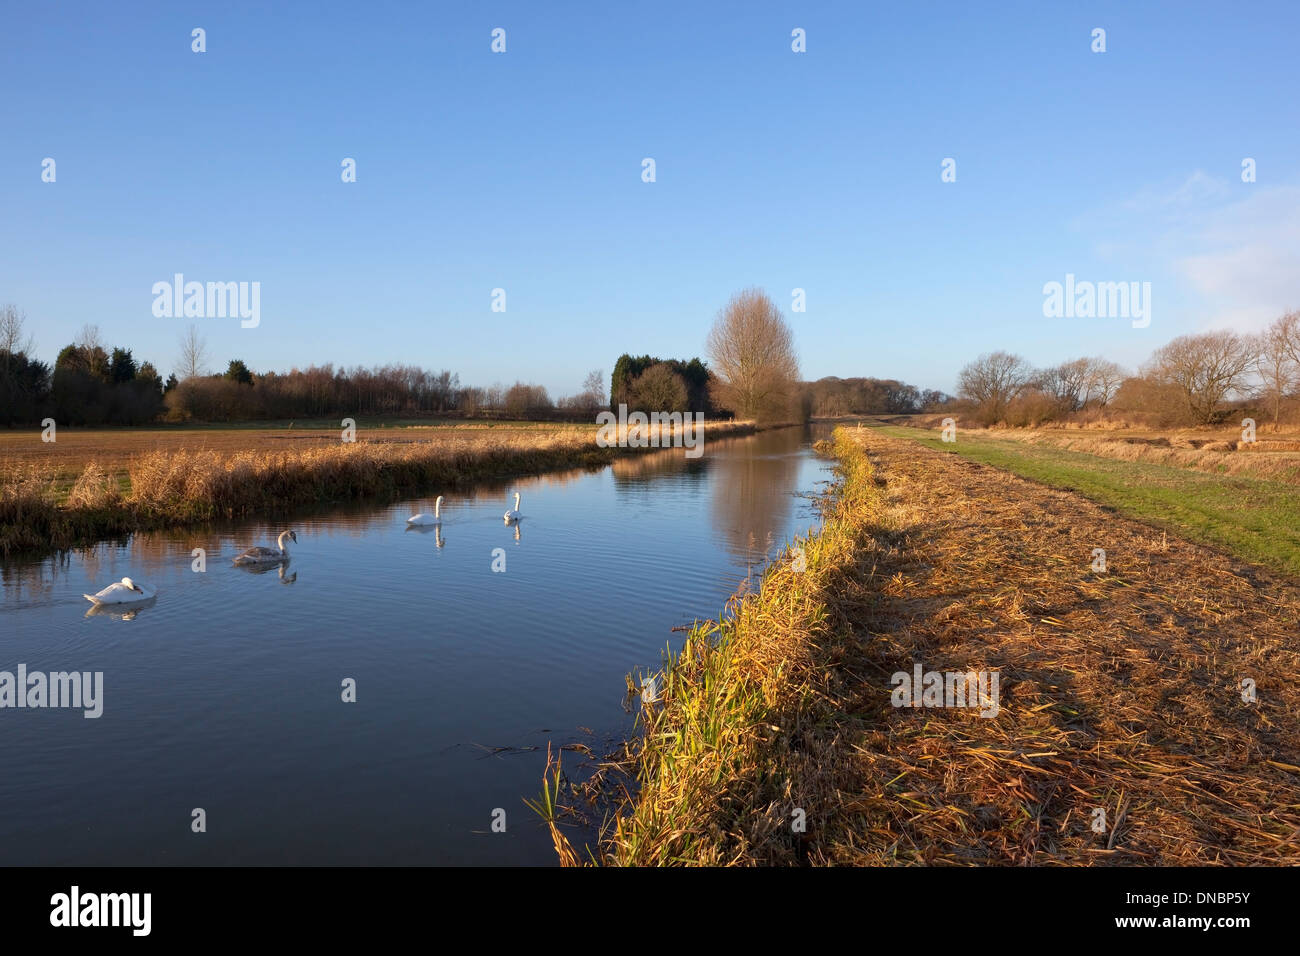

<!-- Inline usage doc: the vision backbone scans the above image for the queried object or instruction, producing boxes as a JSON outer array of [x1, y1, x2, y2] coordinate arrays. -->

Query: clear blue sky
[[3, 1, 1298, 396]]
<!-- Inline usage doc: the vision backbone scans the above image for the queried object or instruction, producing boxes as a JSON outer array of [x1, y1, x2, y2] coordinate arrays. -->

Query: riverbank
[[585, 426, 880, 864], [870, 423, 1300, 577], [585, 426, 1300, 865], [872, 415, 1300, 483], [0, 420, 764, 557]]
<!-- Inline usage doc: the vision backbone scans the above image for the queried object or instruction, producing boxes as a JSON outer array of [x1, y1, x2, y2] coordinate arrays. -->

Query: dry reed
[[568, 427, 1300, 865], [0, 421, 757, 556]]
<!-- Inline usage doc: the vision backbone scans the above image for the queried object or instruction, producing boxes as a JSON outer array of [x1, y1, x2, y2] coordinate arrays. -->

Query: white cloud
[[1174, 183, 1300, 332], [1118, 169, 1234, 219], [1080, 173, 1300, 334]]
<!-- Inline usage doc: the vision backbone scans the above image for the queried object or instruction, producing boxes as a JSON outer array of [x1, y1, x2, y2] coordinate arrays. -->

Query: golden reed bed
[[889, 416, 1300, 483], [0, 420, 758, 556], [1002, 429, 1300, 482]]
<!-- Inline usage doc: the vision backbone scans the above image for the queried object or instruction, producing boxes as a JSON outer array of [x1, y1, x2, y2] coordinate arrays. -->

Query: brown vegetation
[[971, 428, 1300, 483], [954, 312, 1300, 429], [828, 430, 1300, 863], [1144, 330, 1257, 425], [577, 427, 1300, 865], [803, 376, 945, 417], [882, 414, 1300, 484], [0, 420, 758, 556]]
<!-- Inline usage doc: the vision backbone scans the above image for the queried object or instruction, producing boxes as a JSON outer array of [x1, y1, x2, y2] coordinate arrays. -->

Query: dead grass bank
[[571, 427, 1300, 865], [882, 416, 1300, 483], [0, 421, 757, 557]]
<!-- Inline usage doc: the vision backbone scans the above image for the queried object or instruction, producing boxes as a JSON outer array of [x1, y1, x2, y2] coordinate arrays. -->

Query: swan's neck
[[277, 531, 291, 554], [435, 499, 441, 518], [514, 494, 521, 509]]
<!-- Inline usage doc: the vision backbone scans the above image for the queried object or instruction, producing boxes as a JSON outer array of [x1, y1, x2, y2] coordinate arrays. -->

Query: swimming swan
[[408, 496, 443, 526], [233, 530, 297, 565], [504, 492, 521, 523], [84, 577, 156, 605]]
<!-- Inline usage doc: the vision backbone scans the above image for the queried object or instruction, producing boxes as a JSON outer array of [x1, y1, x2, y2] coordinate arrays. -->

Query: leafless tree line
[[957, 312, 1300, 427], [0, 309, 612, 425], [165, 366, 610, 422], [804, 376, 947, 417]]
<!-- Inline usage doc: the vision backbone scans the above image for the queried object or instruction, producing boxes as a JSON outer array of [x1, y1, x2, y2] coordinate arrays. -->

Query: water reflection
[[83, 595, 158, 621], [609, 446, 710, 482], [405, 524, 445, 548], [234, 562, 298, 585], [709, 428, 811, 571]]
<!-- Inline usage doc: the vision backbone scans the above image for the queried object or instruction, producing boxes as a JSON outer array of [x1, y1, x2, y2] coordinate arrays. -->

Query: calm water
[[0, 426, 829, 865]]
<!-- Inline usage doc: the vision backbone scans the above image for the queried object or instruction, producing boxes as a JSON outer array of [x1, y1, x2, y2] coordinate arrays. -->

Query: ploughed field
[[0, 420, 598, 487]]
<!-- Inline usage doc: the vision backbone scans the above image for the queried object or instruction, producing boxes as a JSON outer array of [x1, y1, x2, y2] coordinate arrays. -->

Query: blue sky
[[3, 0, 1298, 396]]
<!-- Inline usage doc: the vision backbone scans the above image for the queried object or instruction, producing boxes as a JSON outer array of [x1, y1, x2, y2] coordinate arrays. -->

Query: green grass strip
[[871, 424, 1300, 578]]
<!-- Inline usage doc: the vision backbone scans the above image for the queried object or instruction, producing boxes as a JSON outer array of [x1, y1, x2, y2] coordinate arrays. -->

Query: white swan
[[504, 492, 521, 523], [233, 530, 296, 565], [84, 577, 156, 605], [408, 496, 443, 526]]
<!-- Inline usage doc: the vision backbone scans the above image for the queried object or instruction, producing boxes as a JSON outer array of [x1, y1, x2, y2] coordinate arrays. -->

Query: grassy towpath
[[870, 423, 1300, 578], [587, 427, 1300, 865]]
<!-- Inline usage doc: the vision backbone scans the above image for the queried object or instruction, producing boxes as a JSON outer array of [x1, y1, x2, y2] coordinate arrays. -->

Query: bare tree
[[177, 323, 209, 380], [458, 385, 485, 416], [1144, 331, 1257, 425], [75, 323, 104, 352], [68, 323, 111, 379], [582, 369, 606, 408], [0, 304, 34, 355], [706, 288, 801, 422], [1273, 309, 1300, 368], [0, 304, 34, 372], [1084, 357, 1126, 408], [1255, 316, 1299, 430], [956, 351, 1032, 424], [1039, 357, 1093, 413], [504, 382, 550, 418]]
